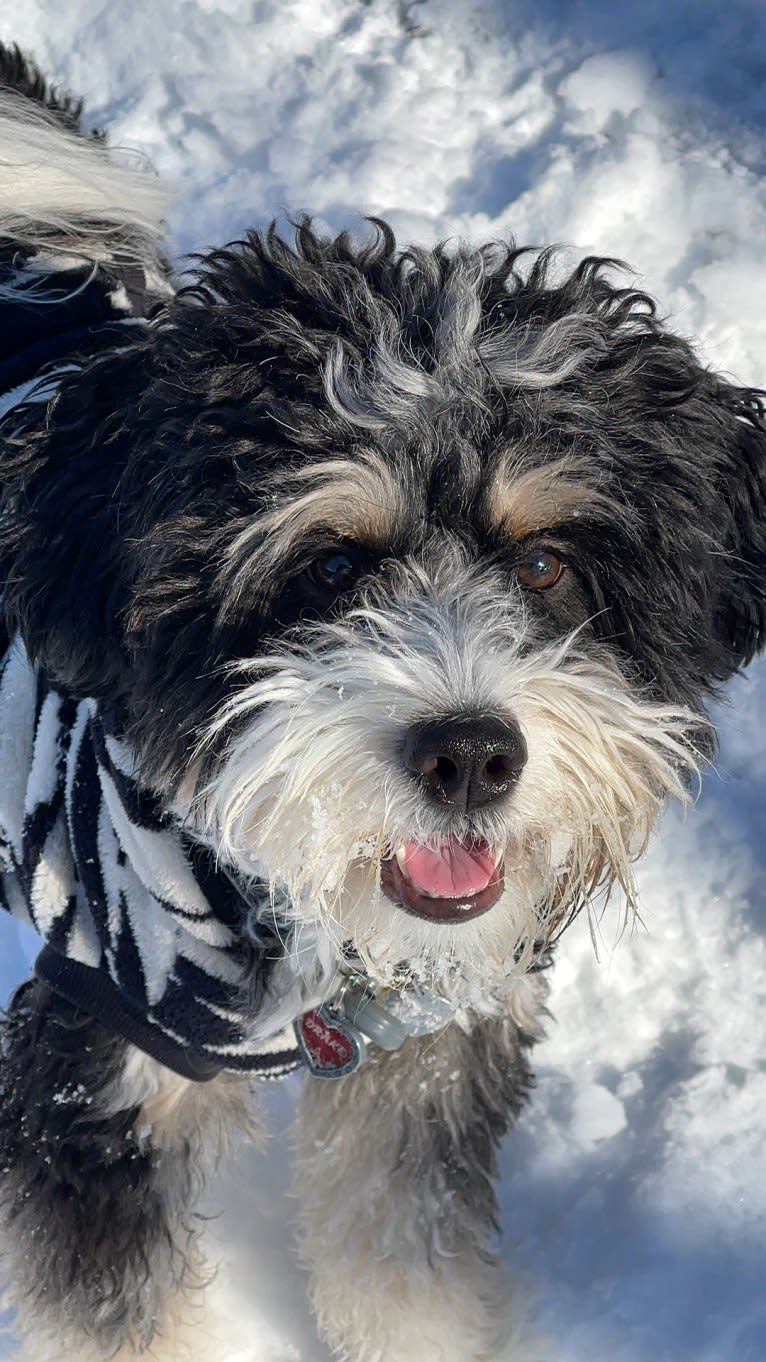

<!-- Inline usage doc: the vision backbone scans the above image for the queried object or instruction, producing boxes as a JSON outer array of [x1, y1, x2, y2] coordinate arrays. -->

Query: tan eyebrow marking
[[221, 452, 412, 606], [486, 454, 624, 541]]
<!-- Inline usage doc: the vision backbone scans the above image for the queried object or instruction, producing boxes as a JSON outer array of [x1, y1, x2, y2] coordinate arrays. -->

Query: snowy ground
[[1, 2, 766, 1359]]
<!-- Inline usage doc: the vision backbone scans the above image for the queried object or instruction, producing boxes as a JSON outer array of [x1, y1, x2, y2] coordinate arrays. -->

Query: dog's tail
[[0, 42, 172, 304]]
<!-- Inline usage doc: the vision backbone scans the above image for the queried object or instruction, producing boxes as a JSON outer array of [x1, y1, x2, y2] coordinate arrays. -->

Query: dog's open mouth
[[380, 837, 504, 922]]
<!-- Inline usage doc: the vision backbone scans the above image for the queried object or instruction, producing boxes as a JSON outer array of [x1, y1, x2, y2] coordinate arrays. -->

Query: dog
[[0, 40, 764, 1362]]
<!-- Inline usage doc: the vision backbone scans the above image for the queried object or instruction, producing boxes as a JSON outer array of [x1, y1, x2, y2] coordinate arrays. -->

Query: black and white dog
[[0, 42, 764, 1362]]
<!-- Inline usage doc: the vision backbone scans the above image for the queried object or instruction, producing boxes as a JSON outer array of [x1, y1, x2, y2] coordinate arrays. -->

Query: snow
[[1, 1, 766, 1358]]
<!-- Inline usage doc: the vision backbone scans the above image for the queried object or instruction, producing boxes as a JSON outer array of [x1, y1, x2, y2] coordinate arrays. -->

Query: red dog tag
[[296, 1007, 366, 1079]]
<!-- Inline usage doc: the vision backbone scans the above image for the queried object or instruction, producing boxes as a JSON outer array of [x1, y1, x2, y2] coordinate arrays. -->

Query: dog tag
[[341, 988, 412, 1051], [296, 1006, 367, 1079]]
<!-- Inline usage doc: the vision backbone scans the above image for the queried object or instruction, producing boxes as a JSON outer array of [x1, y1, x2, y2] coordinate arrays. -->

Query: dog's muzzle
[[378, 713, 524, 923]]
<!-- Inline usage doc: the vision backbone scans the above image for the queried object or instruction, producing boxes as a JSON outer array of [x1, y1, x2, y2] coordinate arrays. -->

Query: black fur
[[0, 42, 98, 138], [0, 982, 191, 1351], [3, 223, 766, 789]]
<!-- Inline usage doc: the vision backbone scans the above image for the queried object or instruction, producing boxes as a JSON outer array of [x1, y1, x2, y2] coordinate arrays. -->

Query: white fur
[[295, 984, 551, 1362], [323, 252, 611, 434], [106, 1046, 258, 1157], [193, 564, 703, 1011], [12, 1296, 232, 1362], [0, 90, 172, 296]]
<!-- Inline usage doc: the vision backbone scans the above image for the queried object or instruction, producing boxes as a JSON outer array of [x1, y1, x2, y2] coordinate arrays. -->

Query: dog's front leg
[[295, 992, 544, 1362], [0, 979, 255, 1362]]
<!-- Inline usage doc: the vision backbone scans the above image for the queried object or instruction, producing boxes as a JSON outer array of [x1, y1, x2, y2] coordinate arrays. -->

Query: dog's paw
[[312, 1255, 544, 1362]]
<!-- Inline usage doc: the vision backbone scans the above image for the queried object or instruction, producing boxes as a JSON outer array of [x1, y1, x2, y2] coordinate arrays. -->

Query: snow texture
[[1, 1, 766, 1358]]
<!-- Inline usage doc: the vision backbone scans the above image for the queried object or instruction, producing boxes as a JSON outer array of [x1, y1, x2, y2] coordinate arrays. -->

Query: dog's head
[[4, 222, 766, 1001]]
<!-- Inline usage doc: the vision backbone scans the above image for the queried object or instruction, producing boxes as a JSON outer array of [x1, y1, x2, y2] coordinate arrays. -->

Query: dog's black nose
[[403, 714, 527, 811]]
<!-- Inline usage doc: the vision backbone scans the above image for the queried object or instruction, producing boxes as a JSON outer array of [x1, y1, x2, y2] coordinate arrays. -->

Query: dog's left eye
[[306, 548, 363, 593], [516, 548, 565, 590]]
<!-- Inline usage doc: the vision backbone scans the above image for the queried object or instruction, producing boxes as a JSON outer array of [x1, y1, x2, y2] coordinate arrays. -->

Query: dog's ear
[[709, 382, 766, 673], [1, 345, 149, 699]]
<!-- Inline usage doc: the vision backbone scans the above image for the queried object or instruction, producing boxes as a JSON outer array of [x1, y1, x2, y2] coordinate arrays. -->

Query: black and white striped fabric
[[0, 634, 301, 1081]]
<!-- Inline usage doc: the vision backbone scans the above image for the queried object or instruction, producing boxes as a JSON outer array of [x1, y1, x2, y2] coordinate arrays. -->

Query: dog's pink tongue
[[400, 838, 498, 898]]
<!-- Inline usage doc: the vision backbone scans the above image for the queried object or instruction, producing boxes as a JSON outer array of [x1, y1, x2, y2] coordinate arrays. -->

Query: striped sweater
[[0, 634, 302, 1081]]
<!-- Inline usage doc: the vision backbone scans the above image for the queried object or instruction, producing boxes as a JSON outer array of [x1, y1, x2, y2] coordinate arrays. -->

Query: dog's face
[[4, 224, 766, 1001]]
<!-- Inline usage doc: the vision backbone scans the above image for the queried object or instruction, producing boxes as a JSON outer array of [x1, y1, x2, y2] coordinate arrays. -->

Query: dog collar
[[295, 967, 457, 1080]]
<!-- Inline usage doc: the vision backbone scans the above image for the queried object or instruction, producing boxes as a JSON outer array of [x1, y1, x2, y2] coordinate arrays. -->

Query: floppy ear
[[0, 345, 149, 699], [711, 384, 766, 672]]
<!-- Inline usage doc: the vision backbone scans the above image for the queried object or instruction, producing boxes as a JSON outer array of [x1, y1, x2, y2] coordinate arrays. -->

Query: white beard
[[188, 569, 702, 1010]]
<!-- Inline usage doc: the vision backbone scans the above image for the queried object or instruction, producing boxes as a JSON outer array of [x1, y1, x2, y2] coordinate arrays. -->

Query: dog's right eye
[[305, 548, 363, 594]]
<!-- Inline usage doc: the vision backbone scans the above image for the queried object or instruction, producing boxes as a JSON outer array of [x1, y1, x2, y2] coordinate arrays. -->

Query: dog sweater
[[0, 633, 302, 1082]]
